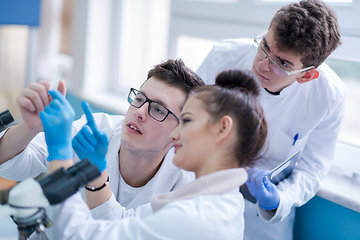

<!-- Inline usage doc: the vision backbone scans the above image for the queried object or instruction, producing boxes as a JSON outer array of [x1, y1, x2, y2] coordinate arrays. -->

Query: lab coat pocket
[[263, 129, 301, 169]]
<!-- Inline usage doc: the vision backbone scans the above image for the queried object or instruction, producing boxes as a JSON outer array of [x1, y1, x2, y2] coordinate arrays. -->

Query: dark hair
[[269, 0, 341, 68], [145, 59, 205, 99], [191, 69, 267, 167]]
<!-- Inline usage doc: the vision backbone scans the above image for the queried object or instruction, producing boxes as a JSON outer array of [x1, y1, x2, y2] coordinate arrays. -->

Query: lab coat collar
[[150, 168, 247, 213], [261, 80, 300, 98]]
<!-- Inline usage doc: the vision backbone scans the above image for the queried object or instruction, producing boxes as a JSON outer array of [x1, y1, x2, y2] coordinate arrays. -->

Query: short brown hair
[[269, 0, 341, 68], [145, 59, 205, 100]]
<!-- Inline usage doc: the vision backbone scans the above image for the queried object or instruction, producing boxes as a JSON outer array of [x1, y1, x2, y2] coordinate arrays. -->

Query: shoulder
[[316, 63, 348, 101], [214, 38, 254, 49], [210, 38, 255, 58], [160, 193, 244, 239], [197, 38, 255, 84], [164, 192, 244, 221], [298, 63, 347, 110]]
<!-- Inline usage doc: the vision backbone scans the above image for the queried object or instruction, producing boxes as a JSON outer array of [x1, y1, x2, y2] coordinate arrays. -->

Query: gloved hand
[[39, 90, 75, 161], [72, 101, 109, 173], [246, 167, 280, 210]]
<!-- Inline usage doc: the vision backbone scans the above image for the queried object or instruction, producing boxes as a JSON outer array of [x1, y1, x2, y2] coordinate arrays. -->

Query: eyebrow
[[262, 38, 295, 67], [140, 90, 169, 108], [180, 112, 192, 118]]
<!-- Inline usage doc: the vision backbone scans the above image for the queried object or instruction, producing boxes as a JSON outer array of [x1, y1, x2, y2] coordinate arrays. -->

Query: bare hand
[[16, 80, 66, 133]]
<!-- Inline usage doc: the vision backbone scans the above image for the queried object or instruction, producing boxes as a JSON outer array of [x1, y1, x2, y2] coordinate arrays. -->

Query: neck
[[194, 152, 239, 179], [118, 147, 167, 187]]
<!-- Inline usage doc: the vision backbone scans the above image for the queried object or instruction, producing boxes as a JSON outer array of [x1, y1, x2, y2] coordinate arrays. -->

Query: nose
[[169, 124, 180, 142], [133, 102, 149, 121], [258, 56, 271, 71]]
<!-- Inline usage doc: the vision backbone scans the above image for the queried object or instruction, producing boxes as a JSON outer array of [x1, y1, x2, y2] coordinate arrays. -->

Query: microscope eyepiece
[[0, 110, 14, 131]]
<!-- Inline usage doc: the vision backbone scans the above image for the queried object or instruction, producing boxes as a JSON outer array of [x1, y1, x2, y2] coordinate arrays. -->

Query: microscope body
[[0, 159, 100, 239]]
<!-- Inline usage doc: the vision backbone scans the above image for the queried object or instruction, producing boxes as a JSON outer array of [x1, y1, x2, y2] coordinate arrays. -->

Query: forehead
[[182, 96, 208, 117], [263, 29, 303, 67], [139, 77, 186, 112]]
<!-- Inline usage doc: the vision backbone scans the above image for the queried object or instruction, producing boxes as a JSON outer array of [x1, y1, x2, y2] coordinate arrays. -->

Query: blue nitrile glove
[[72, 101, 109, 173], [39, 90, 75, 161], [246, 167, 280, 210]]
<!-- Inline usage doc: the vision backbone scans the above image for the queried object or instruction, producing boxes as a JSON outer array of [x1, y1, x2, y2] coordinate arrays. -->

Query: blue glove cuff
[[47, 146, 74, 161], [96, 158, 107, 173], [259, 201, 279, 211]]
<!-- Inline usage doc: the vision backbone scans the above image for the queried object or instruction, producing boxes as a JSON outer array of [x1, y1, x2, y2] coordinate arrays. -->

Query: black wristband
[[85, 176, 109, 192]]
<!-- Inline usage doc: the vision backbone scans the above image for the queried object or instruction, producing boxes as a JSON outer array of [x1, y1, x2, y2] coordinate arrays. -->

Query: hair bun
[[215, 69, 261, 96]]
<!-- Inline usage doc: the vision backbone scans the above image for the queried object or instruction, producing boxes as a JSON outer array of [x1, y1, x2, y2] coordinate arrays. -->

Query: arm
[[0, 80, 66, 165], [259, 91, 347, 222], [72, 101, 111, 209]]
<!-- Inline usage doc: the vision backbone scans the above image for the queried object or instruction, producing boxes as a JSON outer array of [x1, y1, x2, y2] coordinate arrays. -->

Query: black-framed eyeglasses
[[127, 88, 180, 123]]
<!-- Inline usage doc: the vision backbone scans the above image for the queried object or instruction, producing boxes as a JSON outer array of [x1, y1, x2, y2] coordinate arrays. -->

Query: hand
[[17, 80, 66, 133], [246, 167, 280, 210], [39, 90, 74, 161], [72, 102, 109, 173]]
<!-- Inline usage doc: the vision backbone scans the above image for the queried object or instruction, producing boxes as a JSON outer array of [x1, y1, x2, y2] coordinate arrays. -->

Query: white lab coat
[[0, 114, 194, 210], [196, 38, 347, 240], [45, 168, 247, 240]]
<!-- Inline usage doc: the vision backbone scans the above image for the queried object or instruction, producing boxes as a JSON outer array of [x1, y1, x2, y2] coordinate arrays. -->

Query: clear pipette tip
[[49, 65, 64, 91]]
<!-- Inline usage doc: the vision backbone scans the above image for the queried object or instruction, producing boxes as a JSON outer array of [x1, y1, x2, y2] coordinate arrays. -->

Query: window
[[0, 26, 28, 119], [176, 35, 217, 71], [71, 0, 171, 115]]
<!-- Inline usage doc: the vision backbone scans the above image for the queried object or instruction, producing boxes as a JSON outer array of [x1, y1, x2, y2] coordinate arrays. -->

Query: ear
[[297, 69, 319, 84], [215, 115, 234, 144]]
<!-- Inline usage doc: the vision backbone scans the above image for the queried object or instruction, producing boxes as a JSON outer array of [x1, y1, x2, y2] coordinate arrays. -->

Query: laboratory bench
[[294, 141, 360, 240]]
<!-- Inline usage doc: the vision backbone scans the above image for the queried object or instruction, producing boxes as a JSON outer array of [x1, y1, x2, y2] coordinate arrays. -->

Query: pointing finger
[[81, 101, 97, 129]]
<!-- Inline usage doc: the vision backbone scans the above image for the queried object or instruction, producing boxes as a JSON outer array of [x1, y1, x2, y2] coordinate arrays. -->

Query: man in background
[[196, 0, 347, 239]]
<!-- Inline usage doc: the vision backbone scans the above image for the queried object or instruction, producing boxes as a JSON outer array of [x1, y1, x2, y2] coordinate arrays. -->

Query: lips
[[127, 122, 142, 134], [173, 144, 181, 153]]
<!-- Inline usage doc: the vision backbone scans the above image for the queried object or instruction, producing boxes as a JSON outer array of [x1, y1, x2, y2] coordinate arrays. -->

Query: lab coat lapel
[[106, 130, 121, 198]]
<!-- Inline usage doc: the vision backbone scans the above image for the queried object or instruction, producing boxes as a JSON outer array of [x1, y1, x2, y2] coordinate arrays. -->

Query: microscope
[[0, 159, 100, 240]]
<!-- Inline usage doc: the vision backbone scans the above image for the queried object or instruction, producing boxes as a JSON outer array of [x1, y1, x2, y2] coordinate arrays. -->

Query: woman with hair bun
[[42, 69, 267, 240]]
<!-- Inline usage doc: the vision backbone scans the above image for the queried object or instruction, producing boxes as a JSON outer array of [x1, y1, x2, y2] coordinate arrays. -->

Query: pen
[[292, 133, 298, 146]]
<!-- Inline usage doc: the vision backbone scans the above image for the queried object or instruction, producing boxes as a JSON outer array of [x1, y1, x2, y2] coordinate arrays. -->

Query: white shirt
[[117, 172, 143, 207], [196, 38, 347, 240]]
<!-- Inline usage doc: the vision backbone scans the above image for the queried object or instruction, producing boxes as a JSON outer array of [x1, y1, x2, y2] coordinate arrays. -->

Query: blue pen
[[292, 133, 299, 146]]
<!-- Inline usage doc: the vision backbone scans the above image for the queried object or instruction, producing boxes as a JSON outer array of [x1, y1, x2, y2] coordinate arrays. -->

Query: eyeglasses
[[254, 31, 314, 77], [127, 88, 180, 123]]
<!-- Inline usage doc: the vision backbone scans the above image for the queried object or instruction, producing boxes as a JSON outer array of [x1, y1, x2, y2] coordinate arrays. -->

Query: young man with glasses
[[197, 0, 347, 239], [0, 59, 204, 219]]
